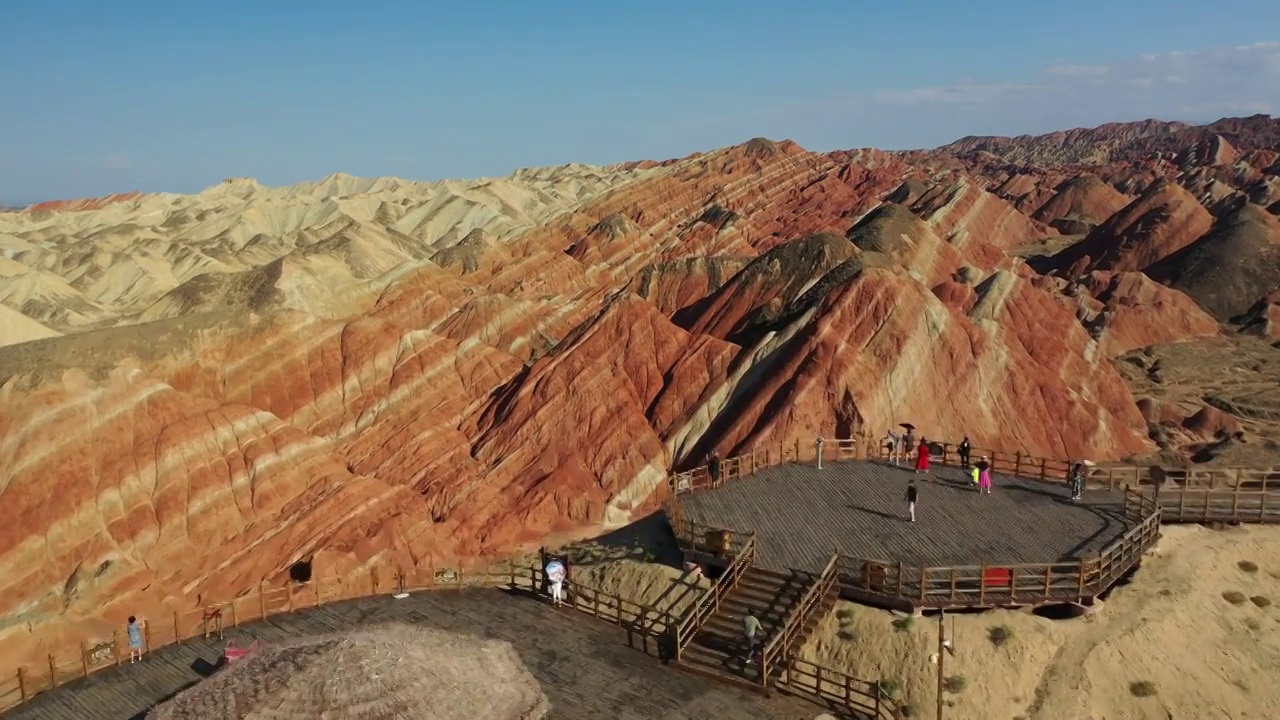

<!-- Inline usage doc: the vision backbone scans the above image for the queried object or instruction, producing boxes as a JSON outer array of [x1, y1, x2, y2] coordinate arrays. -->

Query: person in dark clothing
[[904, 480, 918, 522], [1069, 461, 1086, 501], [958, 437, 972, 469], [707, 451, 722, 487]]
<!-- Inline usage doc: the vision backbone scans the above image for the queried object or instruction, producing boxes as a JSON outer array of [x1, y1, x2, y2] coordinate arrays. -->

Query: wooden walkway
[[2, 590, 827, 720], [678, 459, 1134, 574]]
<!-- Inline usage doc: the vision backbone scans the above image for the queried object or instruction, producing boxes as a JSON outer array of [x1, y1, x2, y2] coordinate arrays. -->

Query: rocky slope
[[0, 117, 1278, 664]]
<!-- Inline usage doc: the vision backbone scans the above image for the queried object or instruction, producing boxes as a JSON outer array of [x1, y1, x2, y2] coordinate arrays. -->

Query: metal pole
[[936, 610, 946, 720]]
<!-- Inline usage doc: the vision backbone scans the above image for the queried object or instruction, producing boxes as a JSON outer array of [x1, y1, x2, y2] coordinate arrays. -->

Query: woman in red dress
[[915, 438, 930, 473]]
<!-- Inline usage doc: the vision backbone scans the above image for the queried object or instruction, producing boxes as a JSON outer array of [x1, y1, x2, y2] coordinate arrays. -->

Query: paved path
[[3, 590, 828, 720], [678, 459, 1133, 574]]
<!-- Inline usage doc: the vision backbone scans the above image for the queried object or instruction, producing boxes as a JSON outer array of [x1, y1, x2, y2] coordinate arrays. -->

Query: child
[[905, 480, 918, 522], [969, 464, 981, 489], [127, 616, 145, 663]]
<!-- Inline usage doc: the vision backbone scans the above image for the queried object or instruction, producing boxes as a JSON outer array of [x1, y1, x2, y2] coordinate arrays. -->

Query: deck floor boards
[[677, 459, 1136, 574], [3, 589, 825, 720]]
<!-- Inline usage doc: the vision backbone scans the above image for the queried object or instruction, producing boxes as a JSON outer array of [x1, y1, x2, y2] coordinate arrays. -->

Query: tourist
[[1069, 461, 1086, 501], [883, 429, 902, 465], [707, 451, 722, 488], [914, 438, 930, 474], [969, 463, 981, 489], [904, 479, 918, 522], [903, 428, 917, 456], [958, 436, 972, 469], [742, 607, 763, 665], [127, 616, 145, 663], [977, 456, 993, 494], [545, 557, 566, 608]]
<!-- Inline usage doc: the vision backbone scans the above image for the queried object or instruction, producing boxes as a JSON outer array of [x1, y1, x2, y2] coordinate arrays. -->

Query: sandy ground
[[589, 525, 1280, 720], [1118, 335, 1280, 467]]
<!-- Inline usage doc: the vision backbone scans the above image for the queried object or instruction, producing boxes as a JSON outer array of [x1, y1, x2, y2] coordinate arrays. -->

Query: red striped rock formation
[[1051, 179, 1214, 276], [1145, 204, 1280, 321], [23, 191, 142, 214], [1032, 175, 1132, 233], [2, 117, 1278, 668]]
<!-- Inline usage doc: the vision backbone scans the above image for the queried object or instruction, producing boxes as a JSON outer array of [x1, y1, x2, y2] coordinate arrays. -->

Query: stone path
[[678, 459, 1134, 574]]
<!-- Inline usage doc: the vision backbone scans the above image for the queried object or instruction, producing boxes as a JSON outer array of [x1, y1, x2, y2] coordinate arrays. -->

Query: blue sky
[[1, 0, 1278, 202]]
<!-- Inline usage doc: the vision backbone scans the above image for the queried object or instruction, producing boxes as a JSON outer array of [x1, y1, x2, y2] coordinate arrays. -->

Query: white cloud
[[866, 42, 1280, 112], [752, 42, 1280, 149]]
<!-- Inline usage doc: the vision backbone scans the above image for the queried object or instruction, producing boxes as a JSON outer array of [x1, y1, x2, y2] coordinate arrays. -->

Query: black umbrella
[[899, 422, 916, 431]]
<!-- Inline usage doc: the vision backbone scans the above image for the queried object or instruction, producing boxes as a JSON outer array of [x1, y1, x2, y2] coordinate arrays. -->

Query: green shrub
[[988, 624, 1013, 647], [1129, 680, 1158, 697]]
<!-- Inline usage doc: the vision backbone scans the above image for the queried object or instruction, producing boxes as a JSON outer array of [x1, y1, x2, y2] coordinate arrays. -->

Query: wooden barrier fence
[[779, 658, 897, 720], [673, 533, 757, 657], [759, 552, 841, 691], [0, 557, 544, 711], [834, 493, 1162, 609], [670, 432, 1277, 499], [1154, 486, 1280, 524]]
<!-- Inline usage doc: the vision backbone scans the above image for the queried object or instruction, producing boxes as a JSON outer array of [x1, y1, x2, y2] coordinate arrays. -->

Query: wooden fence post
[[1039, 457, 1047, 481], [230, 598, 239, 627], [173, 610, 181, 643], [79, 641, 88, 678], [17, 668, 27, 702], [1015, 451, 1022, 476], [259, 582, 267, 619], [47, 654, 57, 688]]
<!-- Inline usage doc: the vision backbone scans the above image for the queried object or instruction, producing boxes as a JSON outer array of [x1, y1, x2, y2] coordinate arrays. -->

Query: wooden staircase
[[678, 561, 838, 691]]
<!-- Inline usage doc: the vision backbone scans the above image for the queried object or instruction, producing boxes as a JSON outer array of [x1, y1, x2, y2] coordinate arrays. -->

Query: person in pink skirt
[[977, 455, 993, 494]]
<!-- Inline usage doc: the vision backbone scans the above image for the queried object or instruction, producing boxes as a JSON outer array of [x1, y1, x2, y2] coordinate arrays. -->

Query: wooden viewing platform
[[671, 458, 1152, 610], [0, 588, 823, 720]]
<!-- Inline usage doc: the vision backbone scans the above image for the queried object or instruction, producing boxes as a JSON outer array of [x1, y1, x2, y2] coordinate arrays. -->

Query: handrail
[[675, 533, 757, 653], [758, 552, 841, 689], [0, 557, 557, 711], [671, 429, 1276, 499], [779, 657, 898, 720]]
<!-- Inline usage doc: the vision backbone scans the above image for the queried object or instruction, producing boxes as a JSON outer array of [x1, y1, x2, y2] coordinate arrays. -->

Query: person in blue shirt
[[127, 616, 145, 663]]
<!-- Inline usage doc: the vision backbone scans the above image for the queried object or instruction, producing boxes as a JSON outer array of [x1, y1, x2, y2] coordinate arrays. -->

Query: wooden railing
[[1154, 486, 1280, 524], [668, 516, 753, 559], [779, 658, 898, 720], [0, 557, 556, 711], [513, 565, 675, 658], [1093, 508, 1162, 590], [1123, 485, 1159, 520], [836, 497, 1162, 609], [673, 532, 757, 657], [669, 431, 1276, 498], [759, 552, 841, 691]]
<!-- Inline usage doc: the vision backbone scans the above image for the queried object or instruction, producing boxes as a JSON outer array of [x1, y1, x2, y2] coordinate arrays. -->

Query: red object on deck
[[223, 638, 262, 663], [983, 567, 1012, 587]]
